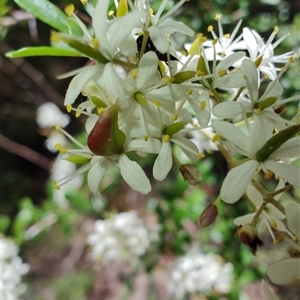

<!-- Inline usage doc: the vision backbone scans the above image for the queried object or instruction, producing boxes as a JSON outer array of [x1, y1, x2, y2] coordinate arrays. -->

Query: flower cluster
[[0, 237, 30, 300], [9, 0, 299, 297], [170, 246, 233, 298], [86, 211, 159, 265]]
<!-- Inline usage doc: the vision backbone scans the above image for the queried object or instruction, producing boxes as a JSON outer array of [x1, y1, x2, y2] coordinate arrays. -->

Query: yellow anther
[[59, 148, 67, 154], [50, 31, 60, 43], [196, 70, 205, 76], [65, 4, 75, 17], [264, 170, 273, 180], [212, 39, 218, 45], [181, 50, 187, 56], [212, 133, 220, 142], [158, 61, 166, 74], [197, 153, 205, 159], [163, 134, 170, 142], [54, 143, 62, 150], [80, 0, 88, 5], [271, 221, 277, 229], [200, 101, 206, 110], [173, 113, 178, 121], [218, 69, 227, 77], [153, 100, 161, 107], [215, 14, 222, 20], [187, 89, 193, 95], [224, 33, 230, 39], [131, 69, 138, 79], [91, 38, 99, 49], [149, 8, 153, 15], [207, 25, 213, 32], [108, 10, 115, 16], [292, 235, 297, 241], [53, 180, 57, 185], [196, 33, 204, 38], [66, 104, 72, 113], [116, 0, 128, 17], [273, 239, 279, 245], [54, 185, 61, 190], [263, 74, 269, 81], [274, 26, 279, 34], [55, 125, 61, 131], [97, 107, 105, 115], [144, 135, 148, 142], [75, 109, 82, 118]]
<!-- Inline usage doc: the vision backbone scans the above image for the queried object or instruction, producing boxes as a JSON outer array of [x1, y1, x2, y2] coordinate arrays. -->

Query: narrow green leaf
[[14, 0, 82, 35], [5, 46, 84, 58]]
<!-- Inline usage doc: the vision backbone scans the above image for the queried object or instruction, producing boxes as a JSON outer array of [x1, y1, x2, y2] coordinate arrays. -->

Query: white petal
[[243, 28, 259, 60], [263, 161, 300, 188], [285, 201, 300, 239], [126, 138, 161, 154], [64, 66, 102, 105], [268, 258, 300, 285], [87, 158, 111, 195], [119, 154, 151, 194], [213, 102, 244, 118], [137, 52, 159, 90], [221, 160, 259, 203], [108, 11, 144, 56], [234, 213, 255, 226], [216, 51, 246, 72], [148, 25, 169, 54], [171, 135, 199, 160], [153, 141, 172, 181], [246, 183, 263, 206], [269, 137, 300, 160], [261, 280, 279, 300], [157, 20, 194, 36], [213, 71, 247, 89], [212, 121, 248, 153]]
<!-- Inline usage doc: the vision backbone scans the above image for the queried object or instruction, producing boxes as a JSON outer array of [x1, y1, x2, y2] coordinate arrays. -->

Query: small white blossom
[[86, 211, 159, 265], [170, 246, 233, 298], [0, 238, 30, 300]]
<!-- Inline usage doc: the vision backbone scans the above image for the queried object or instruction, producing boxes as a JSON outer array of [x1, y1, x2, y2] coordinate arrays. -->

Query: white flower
[[212, 120, 300, 203], [86, 211, 159, 264], [204, 14, 246, 60], [170, 246, 233, 298], [242, 27, 294, 80], [0, 238, 30, 300], [267, 202, 300, 285]]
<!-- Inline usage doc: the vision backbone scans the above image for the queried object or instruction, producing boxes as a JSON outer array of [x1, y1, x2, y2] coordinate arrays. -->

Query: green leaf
[[5, 46, 84, 58], [14, 0, 82, 35]]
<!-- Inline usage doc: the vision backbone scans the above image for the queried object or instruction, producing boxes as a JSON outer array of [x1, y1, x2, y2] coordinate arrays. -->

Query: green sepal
[[5, 46, 83, 58], [58, 35, 108, 63], [197, 55, 209, 75], [256, 125, 300, 162], [14, 0, 83, 36], [173, 71, 197, 84], [90, 96, 108, 109], [66, 155, 90, 164], [163, 122, 185, 136], [254, 97, 277, 110]]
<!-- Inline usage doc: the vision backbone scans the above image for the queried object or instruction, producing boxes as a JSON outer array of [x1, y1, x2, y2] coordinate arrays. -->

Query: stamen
[[65, 4, 75, 16], [200, 101, 206, 110], [163, 134, 170, 142]]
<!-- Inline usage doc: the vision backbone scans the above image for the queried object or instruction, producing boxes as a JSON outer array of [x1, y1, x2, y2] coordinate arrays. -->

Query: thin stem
[[251, 201, 268, 226]]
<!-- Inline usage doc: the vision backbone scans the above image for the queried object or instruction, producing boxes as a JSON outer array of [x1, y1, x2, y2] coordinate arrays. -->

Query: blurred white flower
[[86, 211, 159, 265], [36, 102, 70, 128], [0, 238, 30, 300], [170, 246, 233, 298]]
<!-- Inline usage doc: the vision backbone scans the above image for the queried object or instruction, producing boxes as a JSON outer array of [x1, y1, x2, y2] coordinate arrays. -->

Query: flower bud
[[198, 204, 218, 227], [235, 224, 263, 255], [87, 102, 126, 156], [179, 164, 202, 186]]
